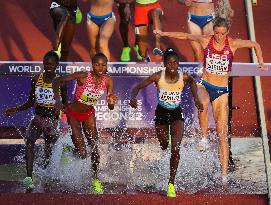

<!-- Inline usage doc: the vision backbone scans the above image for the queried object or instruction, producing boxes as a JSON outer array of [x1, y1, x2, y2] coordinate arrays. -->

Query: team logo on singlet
[[205, 52, 230, 75]]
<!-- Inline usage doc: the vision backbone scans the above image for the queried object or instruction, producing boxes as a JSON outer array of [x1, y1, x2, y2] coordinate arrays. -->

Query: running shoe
[[91, 178, 104, 194], [153, 47, 163, 56], [54, 43, 62, 59], [23, 177, 34, 189], [144, 55, 151, 63], [76, 7, 82, 24], [60, 143, 72, 167], [63, 143, 72, 153], [120, 47, 131, 62], [133, 45, 143, 61], [198, 137, 210, 151], [167, 183, 176, 198]]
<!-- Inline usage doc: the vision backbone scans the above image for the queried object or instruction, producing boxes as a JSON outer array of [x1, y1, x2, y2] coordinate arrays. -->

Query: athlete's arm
[[183, 73, 203, 112], [231, 39, 268, 71], [154, 30, 207, 44], [4, 76, 38, 115], [53, 71, 88, 109], [106, 76, 117, 110], [130, 72, 160, 108]]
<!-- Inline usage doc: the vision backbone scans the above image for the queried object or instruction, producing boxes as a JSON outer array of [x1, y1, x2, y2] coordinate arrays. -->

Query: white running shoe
[[198, 138, 210, 151]]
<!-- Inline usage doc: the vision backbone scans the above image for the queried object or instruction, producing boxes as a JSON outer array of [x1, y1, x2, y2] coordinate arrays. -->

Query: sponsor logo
[[207, 18, 213, 22], [50, 2, 60, 9], [217, 90, 225, 94], [104, 16, 110, 21]]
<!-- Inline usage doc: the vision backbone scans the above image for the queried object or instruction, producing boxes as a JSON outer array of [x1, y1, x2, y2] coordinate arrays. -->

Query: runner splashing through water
[[4, 51, 68, 190], [130, 48, 203, 197], [154, 17, 268, 183], [53, 53, 117, 194]]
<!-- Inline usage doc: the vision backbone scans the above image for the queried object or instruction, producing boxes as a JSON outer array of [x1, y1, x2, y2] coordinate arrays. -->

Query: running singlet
[[35, 73, 56, 108], [157, 69, 184, 109], [203, 36, 233, 75], [136, 0, 158, 5], [74, 72, 107, 106]]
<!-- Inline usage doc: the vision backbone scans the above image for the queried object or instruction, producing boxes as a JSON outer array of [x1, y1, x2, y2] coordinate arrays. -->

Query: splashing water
[[36, 133, 94, 193], [11, 123, 267, 194]]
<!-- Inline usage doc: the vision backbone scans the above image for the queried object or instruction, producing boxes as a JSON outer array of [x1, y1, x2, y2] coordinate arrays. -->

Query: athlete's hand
[[107, 94, 118, 110], [195, 99, 204, 112], [258, 63, 268, 71], [153, 29, 162, 37], [129, 99, 138, 109], [184, 0, 192, 6], [4, 107, 18, 116], [107, 94, 118, 105]]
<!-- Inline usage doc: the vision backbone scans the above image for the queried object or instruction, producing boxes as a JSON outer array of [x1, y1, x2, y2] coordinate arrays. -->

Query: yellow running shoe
[[133, 45, 143, 61], [54, 43, 62, 59], [91, 178, 104, 194], [60, 143, 73, 167], [63, 143, 72, 153], [76, 7, 82, 24], [167, 183, 176, 198], [120, 47, 131, 62], [23, 177, 34, 189]]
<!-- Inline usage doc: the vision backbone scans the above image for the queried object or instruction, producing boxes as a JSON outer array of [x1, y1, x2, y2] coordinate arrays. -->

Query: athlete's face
[[213, 26, 229, 44], [165, 56, 179, 74], [43, 57, 58, 74], [92, 57, 107, 77]]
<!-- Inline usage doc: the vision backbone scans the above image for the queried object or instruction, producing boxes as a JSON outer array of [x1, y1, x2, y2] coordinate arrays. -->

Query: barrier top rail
[[0, 61, 270, 76]]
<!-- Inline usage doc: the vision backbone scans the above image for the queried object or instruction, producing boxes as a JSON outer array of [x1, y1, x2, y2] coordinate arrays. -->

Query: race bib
[[79, 91, 103, 106], [35, 87, 55, 105], [158, 90, 181, 105], [205, 57, 229, 75]]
